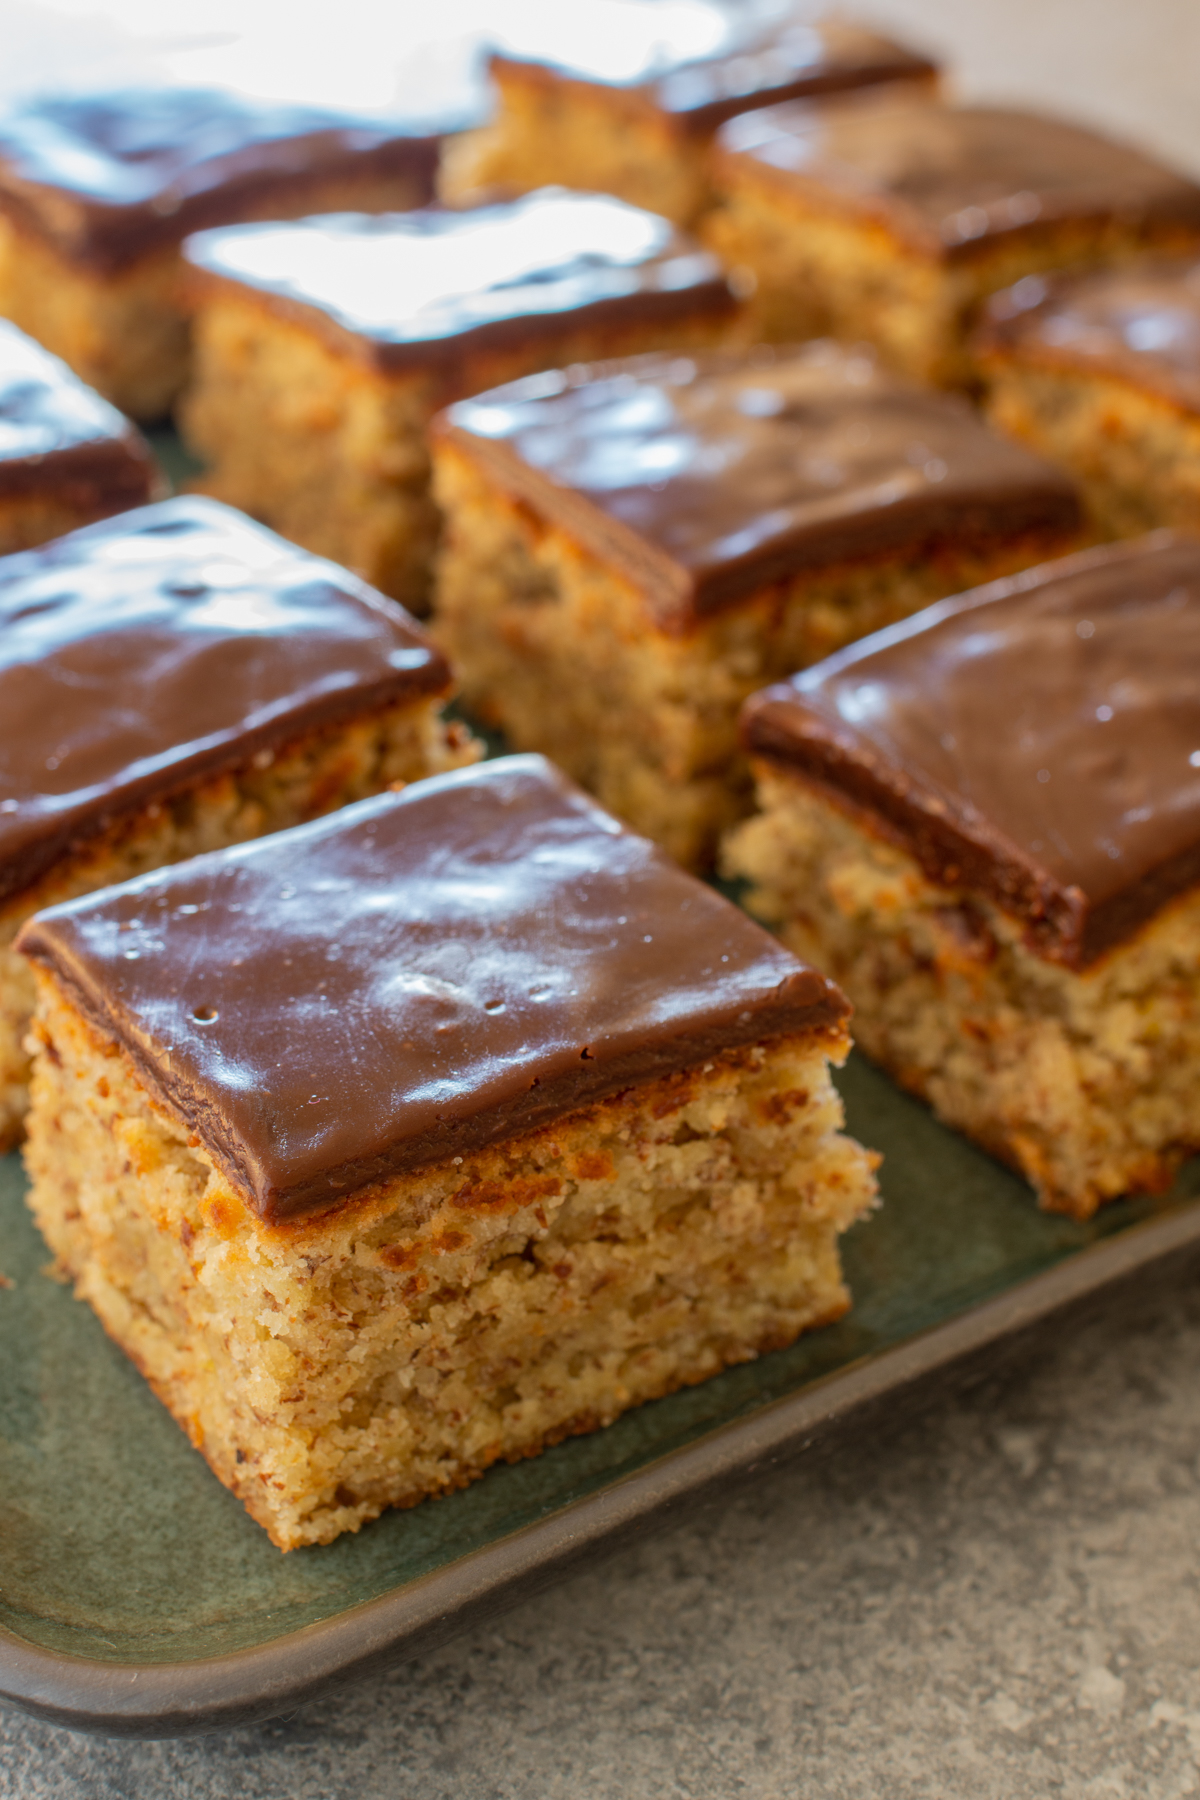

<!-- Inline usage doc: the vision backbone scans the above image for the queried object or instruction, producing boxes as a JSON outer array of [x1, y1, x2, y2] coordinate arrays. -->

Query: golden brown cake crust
[[725, 763, 1200, 1218]]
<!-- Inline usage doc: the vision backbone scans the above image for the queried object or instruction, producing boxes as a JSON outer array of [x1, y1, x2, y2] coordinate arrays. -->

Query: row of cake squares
[[0, 3, 938, 421], [6, 460, 1200, 1552], [2, 342, 1197, 1232], [9, 291, 1197, 882], [1, 8, 1198, 526], [3, 3, 1200, 1550]]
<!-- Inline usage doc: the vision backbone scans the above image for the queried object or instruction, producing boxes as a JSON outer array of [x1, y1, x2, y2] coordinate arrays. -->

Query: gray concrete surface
[[7, 2, 1200, 1793]]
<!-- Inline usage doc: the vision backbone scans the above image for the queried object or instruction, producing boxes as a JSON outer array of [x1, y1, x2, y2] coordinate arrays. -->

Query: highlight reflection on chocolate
[[436, 343, 1081, 627], [0, 317, 158, 504], [182, 191, 738, 367], [0, 87, 447, 270], [984, 257, 1200, 408]]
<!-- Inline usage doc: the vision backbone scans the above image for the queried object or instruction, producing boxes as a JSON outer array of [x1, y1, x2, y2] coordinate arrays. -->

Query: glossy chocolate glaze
[[18, 755, 848, 1222], [0, 494, 449, 906], [183, 190, 738, 371], [984, 259, 1200, 411], [436, 342, 1080, 630], [716, 93, 1200, 258], [0, 88, 444, 271], [0, 318, 158, 503], [743, 533, 1200, 967], [491, 1, 936, 132]]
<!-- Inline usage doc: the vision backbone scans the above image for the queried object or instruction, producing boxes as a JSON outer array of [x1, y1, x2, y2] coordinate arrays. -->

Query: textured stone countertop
[[8, 2, 1200, 1795]]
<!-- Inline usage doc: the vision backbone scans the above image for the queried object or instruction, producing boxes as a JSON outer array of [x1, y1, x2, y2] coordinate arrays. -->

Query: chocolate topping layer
[[984, 259, 1200, 412], [0, 317, 158, 503], [716, 93, 1200, 258], [0, 88, 444, 271], [0, 494, 449, 906], [743, 533, 1200, 967], [491, 2, 936, 132], [436, 343, 1080, 630], [182, 191, 738, 371], [17, 755, 848, 1222]]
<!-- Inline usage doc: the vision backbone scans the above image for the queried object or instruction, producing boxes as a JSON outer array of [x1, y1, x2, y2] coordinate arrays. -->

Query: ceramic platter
[[4, 1055, 1200, 1738], [5, 426, 1199, 1735]]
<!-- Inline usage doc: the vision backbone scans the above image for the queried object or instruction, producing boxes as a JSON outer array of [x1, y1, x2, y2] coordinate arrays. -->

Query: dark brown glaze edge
[[180, 256, 740, 383], [976, 293, 1200, 418], [0, 135, 441, 275], [433, 417, 1082, 633], [0, 430, 160, 502], [16, 941, 849, 1224], [1, 663, 451, 911], [709, 132, 1200, 266], [742, 689, 1200, 969], [488, 45, 939, 138]]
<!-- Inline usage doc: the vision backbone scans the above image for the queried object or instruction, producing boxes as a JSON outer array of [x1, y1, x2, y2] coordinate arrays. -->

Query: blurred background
[[5, 0, 1200, 175]]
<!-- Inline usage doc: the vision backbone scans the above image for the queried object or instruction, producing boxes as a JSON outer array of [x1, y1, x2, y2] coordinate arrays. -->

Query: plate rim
[[5, 1194, 1200, 1740]]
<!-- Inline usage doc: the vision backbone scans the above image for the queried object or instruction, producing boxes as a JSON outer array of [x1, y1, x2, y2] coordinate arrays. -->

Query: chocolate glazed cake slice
[[431, 340, 1081, 868], [980, 256, 1200, 535], [177, 189, 741, 612], [726, 532, 1200, 1216], [706, 90, 1200, 384], [17, 755, 877, 1550], [442, 0, 938, 224], [0, 493, 476, 1150], [0, 86, 454, 418], [0, 318, 162, 553]]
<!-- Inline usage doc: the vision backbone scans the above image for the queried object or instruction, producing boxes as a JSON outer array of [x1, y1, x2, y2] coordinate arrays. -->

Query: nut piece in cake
[[725, 533, 1200, 1218], [0, 87, 454, 419], [706, 92, 1200, 386], [177, 189, 741, 613], [0, 318, 163, 554], [0, 493, 475, 1151], [16, 754, 878, 1551], [430, 341, 1082, 870], [980, 258, 1200, 537], [442, 0, 937, 226]]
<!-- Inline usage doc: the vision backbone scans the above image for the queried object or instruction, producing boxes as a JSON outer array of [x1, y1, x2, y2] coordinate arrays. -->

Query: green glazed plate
[[4, 1057, 1200, 1738]]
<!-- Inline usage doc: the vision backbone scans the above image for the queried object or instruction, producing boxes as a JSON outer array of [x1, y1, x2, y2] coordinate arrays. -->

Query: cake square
[[0, 87, 454, 419], [17, 754, 877, 1550], [178, 188, 740, 612], [980, 257, 1200, 536], [0, 493, 474, 1151], [442, 0, 937, 225], [430, 341, 1082, 869], [706, 91, 1200, 385], [725, 532, 1200, 1218], [0, 317, 162, 555]]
